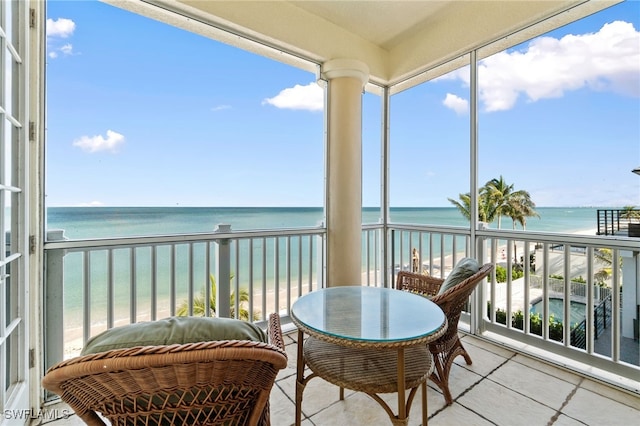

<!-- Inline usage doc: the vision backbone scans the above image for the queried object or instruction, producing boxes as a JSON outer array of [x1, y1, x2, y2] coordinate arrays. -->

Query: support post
[[214, 224, 232, 318], [43, 229, 67, 377], [322, 59, 369, 287]]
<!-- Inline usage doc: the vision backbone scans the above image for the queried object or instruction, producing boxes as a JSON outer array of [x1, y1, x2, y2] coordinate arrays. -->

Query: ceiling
[[108, 0, 619, 89]]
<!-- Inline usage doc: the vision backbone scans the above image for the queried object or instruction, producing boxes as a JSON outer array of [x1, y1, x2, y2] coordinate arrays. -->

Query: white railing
[[44, 223, 639, 394], [43, 225, 326, 370], [387, 225, 639, 391]]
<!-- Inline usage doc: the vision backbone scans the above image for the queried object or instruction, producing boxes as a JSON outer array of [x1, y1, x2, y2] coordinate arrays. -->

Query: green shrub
[[549, 274, 587, 283], [489, 304, 566, 341], [495, 265, 524, 283]]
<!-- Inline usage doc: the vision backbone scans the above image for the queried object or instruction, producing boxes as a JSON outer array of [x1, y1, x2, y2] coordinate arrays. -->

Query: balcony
[[4, 0, 639, 420], [39, 223, 639, 424], [597, 209, 640, 237], [41, 330, 639, 425]]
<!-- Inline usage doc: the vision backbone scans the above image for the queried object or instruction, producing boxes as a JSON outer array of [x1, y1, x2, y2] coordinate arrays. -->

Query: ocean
[[46, 206, 600, 239]]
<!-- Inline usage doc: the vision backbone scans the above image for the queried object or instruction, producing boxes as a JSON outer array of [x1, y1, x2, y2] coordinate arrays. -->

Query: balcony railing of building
[[43, 223, 640, 399], [597, 208, 640, 237]]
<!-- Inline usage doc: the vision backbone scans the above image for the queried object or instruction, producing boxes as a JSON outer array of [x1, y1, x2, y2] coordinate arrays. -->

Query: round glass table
[[291, 286, 447, 425]]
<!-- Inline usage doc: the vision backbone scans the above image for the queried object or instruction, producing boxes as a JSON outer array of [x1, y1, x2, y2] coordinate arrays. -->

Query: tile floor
[[40, 332, 639, 426]]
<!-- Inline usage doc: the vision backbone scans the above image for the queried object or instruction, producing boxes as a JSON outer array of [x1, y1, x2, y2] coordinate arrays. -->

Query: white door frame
[[0, 0, 34, 424]]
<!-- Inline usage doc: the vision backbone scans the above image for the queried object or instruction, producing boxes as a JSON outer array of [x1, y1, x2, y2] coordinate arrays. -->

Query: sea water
[[47, 206, 599, 239]]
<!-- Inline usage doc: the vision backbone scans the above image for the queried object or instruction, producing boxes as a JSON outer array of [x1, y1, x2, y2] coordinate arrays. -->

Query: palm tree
[[593, 248, 623, 286], [448, 192, 472, 220], [448, 176, 537, 229], [449, 176, 539, 263], [503, 192, 539, 261], [484, 176, 533, 229], [504, 194, 539, 231], [447, 188, 497, 224], [177, 273, 259, 321], [620, 205, 640, 221]]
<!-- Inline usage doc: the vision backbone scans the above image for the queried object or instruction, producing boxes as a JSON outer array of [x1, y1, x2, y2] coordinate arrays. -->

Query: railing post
[[44, 229, 67, 375], [471, 222, 488, 335], [214, 224, 232, 318], [621, 250, 637, 340], [389, 229, 395, 288]]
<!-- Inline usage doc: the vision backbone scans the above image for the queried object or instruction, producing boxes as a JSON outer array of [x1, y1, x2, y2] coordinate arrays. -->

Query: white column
[[322, 59, 369, 287]]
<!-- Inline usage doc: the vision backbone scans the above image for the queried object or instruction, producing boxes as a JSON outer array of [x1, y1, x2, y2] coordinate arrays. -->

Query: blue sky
[[45, 1, 640, 208]]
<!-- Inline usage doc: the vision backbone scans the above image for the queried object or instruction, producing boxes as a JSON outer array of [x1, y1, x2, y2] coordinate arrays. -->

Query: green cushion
[[81, 316, 267, 355], [438, 257, 480, 295]]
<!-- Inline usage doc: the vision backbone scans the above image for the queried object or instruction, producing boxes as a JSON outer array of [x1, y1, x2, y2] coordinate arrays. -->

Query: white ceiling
[[110, 0, 620, 88], [290, 1, 452, 50]]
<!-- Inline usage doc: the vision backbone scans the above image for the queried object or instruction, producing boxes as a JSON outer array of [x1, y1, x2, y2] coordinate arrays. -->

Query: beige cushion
[[81, 316, 267, 355], [438, 257, 480, 295]]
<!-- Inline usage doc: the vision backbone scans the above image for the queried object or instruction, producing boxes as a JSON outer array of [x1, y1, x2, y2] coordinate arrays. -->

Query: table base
[[295, 334, 434, 425]]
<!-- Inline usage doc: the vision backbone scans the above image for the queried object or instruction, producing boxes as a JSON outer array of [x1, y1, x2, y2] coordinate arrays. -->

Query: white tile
[[368, 383, 439, 425], [276, 340, 300, 380], [552, 413, 588, 426], [38, 414, 85, 426], [277, 373, 356, 420], [579, 378, 640, 409], [308, 392, 390, 425], [461, 334, 516, 359], [436, 363, 484, 404], [561, 387, 640, 426], [269, 384, 296, 426], [454, 339, 511, 377], [430, 403, 495, 426], [458, 377, 557, 425], [511, 354, 582, 385], [487, 359, 576, 409]]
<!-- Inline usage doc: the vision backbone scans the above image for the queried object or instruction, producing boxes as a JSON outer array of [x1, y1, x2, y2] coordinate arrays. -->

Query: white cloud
[[262, 82, 323, 111], [211, 105, 231, 112], [46, 18, 76, 38], [46, 18, 76, 59], [442, 93, 468, 115], [73, 130, 125, 153], [59, 44, 74, 55], [48, 43, 74, 58], [448, 20, 640, 112]]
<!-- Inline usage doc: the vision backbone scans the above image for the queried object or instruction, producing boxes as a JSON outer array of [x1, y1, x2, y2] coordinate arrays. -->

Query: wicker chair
[[42, 314, 288, 426], [397, 262, 494, 405]]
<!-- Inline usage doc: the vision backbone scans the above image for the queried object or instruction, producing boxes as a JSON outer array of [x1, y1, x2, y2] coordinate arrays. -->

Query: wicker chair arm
[[268, 312, 286, 353]]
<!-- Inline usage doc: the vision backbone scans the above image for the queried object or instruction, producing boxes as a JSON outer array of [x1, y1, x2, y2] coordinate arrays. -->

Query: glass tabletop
[[291, 286, 446, 344]]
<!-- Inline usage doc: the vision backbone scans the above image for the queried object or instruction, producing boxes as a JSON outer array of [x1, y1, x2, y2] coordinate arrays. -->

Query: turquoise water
[[47, 206, 600, 240]]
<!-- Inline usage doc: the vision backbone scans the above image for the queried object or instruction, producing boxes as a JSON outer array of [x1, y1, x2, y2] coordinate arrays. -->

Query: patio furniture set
[[43, 259, 493, 425]]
